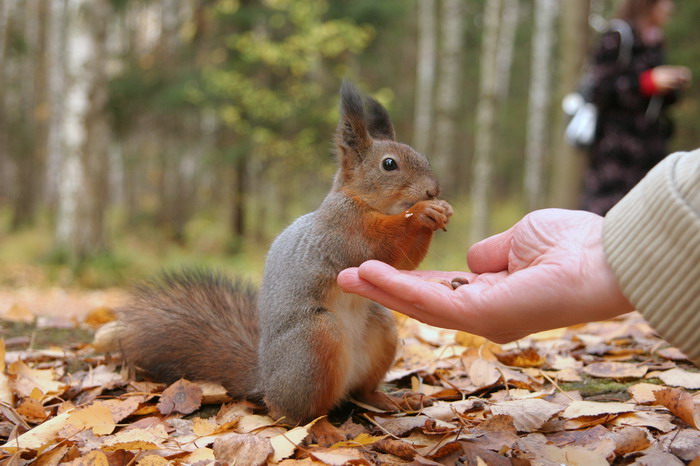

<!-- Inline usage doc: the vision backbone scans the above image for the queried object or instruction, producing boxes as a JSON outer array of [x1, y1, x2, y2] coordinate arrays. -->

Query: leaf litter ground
[[0, 292, 699, 465]]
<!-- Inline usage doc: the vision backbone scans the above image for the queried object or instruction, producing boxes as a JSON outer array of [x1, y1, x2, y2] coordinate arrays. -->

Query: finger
[[467, 228, 515, 273]]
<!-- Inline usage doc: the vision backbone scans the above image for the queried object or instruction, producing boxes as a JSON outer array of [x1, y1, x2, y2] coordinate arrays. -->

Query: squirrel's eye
[[382, 158, 398, 171]]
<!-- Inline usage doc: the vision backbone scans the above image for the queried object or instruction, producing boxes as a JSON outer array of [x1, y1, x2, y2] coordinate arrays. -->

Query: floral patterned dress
[[581, 24, 678, 215]]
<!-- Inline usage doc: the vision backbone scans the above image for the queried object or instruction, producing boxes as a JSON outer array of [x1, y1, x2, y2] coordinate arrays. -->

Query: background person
[[581, 0, 691, 215]]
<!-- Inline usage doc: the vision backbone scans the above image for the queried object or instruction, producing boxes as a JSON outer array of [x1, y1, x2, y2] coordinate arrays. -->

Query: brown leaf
[[490, 399, 564, 432], [612, 426, 651, 455], [310, 447, 371, 465], [653, 387, 700, 428], [583, 361, 647, 379], [562, 400, 635, 419], [657, 347, 689, 361], [34, 443, 69, 466], [134, 455, 169, 466], [16, 398, 48, 423], [64, 450, 110, 466], [658, 368, 700, 390], [83, 306, 117, 328], [157, 379, 202, 415], [374, 437, 418, 460], [495, 347, 545, 368], [609, 411, 676, 433], [8, 361, 67, 399], [469, 414, 519, 451], [628, 382, 665, 404], [213, 432, 273, 466]]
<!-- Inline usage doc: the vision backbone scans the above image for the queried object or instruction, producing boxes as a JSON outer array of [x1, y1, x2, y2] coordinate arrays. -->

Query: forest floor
[[0, 288, 699, 465]]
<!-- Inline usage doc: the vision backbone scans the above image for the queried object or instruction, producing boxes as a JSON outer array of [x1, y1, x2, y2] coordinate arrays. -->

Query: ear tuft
[[337, 80, 371, 153], [365, 96, 396, 141]]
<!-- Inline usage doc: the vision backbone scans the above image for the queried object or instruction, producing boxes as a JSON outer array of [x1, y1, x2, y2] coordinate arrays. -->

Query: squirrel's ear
[[336, 80, 372, 156], [365, 96, 396, 141]]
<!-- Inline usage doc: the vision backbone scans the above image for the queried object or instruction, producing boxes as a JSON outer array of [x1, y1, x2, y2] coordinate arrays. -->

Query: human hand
[[651, 65, 692, 92], [338, 209, 634, 343]]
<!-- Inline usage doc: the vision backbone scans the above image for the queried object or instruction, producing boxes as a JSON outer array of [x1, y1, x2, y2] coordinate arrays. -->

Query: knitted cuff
[[604, 151, 700, 365]]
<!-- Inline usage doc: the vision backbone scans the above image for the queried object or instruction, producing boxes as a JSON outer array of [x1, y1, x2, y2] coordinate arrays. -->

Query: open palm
[[338, 209, 633, 343]]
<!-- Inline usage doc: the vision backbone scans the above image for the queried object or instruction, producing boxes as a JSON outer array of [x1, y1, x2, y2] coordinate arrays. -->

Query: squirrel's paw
[[356, 390, 432, 413], [408, 199, 453, 231], [310, 418, 347, 447]]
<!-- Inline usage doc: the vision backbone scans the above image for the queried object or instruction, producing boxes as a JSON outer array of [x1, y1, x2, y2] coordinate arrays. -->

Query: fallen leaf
[[8, 361, 67, 399], [373, 437, 417, 460], [653, 387, 700, 428], [83, 306, 117, 328], [4, 304, 35, 323], [101, 427, 165, 451], [16, 398, 47, 423], [34, 443, 69, 466], [517, 433, 609, 466], [192, 417, 218, 437], [187, 447, 215, 463], [63, 402, 116, 436], [661, 428, 700, 461], [468, 358, 501, 388], [495, 347, 545, 368], [65, 449, 109, 466], [213, 432, 273, 466], [0, 341, 13, 405], [310, 447, 371, 465], [157, 379, 202, 415], [657, 347, 689, 361], [490, 398, 563, 432], [658, 368, 700, 390], [197, 381, 233, 404], [562, 400, 635, 419], [135, 455, 169, 466], [469, 414, 518, 451], [0, 409, 72, 451], [609, 410, 676, 433], [269, 419, 315, 462], [629, 383, 665, 404], [583, 361, 647, 379], [612, 426, 651, 455], [421, 399, 482, 422]]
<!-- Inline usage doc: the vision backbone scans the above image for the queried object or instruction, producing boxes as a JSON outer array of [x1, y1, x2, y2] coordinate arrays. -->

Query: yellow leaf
[[65, 403, 116, 435], [136, 454, 169, 466], [4, 304, 35, 323], [187, 448, 215, 463], [192, 417, 218, 437], [68, 450, 109, 466], [0, 410, 73, 452], [83, 306, 117, 329], [269, 417, 317, 462], [102, 428, 163, 451], [8, 361, 67, 399]]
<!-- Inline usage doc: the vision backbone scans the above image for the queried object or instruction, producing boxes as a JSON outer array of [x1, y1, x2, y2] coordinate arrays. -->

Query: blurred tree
[[524, 0, 557, 211], [413, 0, 436, 157], [548, 0, 592, 209], [470, 0, 502, 244], [432, 0, 465, 196], [55, 0, 112, 262]]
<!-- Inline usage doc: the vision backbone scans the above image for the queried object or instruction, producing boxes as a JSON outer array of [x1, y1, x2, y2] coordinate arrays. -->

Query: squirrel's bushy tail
[[115, 269, 260, 399]]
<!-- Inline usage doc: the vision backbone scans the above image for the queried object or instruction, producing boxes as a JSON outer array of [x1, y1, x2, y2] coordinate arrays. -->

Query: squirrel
[[104, 81, 452, 445]]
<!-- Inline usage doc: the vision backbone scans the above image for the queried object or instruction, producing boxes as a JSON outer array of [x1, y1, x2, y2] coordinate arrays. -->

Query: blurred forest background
[[1, 0, 699, 289]]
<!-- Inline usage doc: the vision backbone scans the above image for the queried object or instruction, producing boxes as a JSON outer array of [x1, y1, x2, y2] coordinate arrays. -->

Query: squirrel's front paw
[[407, 199, 453, 231]]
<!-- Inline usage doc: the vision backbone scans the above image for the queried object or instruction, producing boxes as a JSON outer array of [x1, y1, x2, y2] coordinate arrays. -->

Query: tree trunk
[[469, 0, 502, 244], [494, 0, 520, 101], [523, 0, 557, 211], [432, 0, 465, 195], [55, 0, 112, 262], [10, 0, 44, 230], [45, 0, 68, 208], [548, 0, 592, 208], [412, 0, 437, 156]]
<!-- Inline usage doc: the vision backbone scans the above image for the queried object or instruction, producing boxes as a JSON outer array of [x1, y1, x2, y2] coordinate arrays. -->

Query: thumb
[[467, 228, 514, 273]]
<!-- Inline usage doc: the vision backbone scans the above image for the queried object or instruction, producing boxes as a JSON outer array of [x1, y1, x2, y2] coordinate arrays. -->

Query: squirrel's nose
[[426, 183, 440, 199]]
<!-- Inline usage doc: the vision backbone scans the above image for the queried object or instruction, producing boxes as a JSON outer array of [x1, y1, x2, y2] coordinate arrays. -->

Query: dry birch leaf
[[157, 378, 202, 415], [213, 432, 273, 466], [653, 387, 700, 428], [658, 368, 700, 390]]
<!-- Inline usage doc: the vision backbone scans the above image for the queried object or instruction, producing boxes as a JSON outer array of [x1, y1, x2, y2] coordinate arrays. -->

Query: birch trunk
[[469, 0, 501, 244], [432, 0, 465, 195], [495, 0, 520, 101], [524, 0, 557, 211], [413, 0, 437, 156], [548, 0, 592, 208], [55, 0, 111, 261], [45, 0, 68, 205]]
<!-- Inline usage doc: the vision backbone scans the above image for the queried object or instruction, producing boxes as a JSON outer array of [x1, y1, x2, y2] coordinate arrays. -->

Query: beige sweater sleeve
[[604, 149, 700, 365]]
